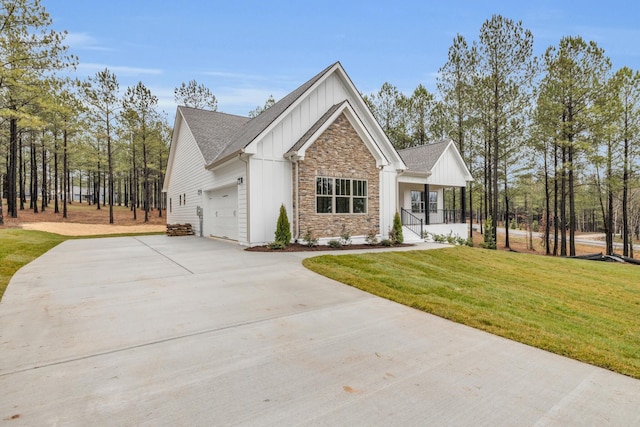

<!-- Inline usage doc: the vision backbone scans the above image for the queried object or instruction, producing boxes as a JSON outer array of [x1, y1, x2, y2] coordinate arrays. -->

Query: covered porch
[[396, 140, 474, 240], [397, 181, 468, 240]]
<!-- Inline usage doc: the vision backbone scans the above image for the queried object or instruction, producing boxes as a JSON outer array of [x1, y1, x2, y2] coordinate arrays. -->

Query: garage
[[207, 186, 238, 240]]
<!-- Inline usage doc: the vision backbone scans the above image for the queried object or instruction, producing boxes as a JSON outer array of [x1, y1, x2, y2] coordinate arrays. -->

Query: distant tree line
[[0, 0, 172, 225], [361, 15, 640, 257], [1, 2, 638, 256]]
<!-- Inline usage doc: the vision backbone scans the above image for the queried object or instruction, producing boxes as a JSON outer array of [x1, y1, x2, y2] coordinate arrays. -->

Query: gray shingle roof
[[397, 139, 451, 173], [178, 106, 250, 164], [210, 61, 340, 165], [286, 100, 347, 155]]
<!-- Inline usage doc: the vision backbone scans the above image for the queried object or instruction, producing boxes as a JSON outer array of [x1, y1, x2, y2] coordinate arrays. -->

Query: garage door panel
[[208, 187, 238, 240]]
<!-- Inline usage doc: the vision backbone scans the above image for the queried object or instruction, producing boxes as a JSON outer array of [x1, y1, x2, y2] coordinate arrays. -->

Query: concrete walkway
[[1, 236, 639, 426]]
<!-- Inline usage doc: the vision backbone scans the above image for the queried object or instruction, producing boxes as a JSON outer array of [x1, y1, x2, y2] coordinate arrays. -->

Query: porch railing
[[401, 208, 423, 237], [409, 209, 465, 225]]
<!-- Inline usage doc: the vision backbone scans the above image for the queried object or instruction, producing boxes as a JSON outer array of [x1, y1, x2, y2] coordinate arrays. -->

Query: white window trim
[[315, 177, 368, 214]]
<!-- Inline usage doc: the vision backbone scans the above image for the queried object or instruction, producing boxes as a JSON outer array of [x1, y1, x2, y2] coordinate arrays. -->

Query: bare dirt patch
[[1, 201, 166, 236]]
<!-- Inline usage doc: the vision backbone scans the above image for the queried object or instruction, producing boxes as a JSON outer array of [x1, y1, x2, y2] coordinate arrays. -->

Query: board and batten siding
[[425, 147, 469, 187], [248, 73, 352, 246], [165, 122, 217, 236], [206, 159, 247, 244], [247, 72, 400, 245]]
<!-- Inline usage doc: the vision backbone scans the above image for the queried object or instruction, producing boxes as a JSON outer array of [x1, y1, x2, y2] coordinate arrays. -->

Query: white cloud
[[65, 32, 112, 51], [77, 63, 163, 76]]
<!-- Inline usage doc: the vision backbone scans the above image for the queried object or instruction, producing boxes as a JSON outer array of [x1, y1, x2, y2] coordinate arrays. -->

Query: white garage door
[[209, 186, 238, 240]]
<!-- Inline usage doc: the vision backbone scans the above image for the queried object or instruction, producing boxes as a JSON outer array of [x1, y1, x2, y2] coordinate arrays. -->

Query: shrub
[[340, 225, 352, 246], [432, 233, 447, 243], [274, 204, 291, 245], [481, 216, 496, 249], [388, 227, 397, 243], [392, 211, 404, 244], [302, 229, 318, 247], [380, 238, 393, 247], [267, 240, 286, 250], [328, 239, 342, 248], [365, 229, 378, 245]]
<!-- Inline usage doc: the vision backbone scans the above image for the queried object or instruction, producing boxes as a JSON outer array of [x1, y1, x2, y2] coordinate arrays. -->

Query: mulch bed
[[245, 242, 414, 252]]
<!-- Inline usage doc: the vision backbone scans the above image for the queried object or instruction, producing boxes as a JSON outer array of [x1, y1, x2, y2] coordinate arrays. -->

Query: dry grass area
[[1, 200, 166, 236], [472, 227, 638, 259]]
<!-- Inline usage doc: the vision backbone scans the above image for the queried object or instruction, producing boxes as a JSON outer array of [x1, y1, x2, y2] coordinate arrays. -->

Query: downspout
[[239, 152, 250, 245], [295, 159, 300, 242]]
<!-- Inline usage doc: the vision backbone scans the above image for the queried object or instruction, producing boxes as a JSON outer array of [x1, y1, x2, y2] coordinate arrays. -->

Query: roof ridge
[[178, 105, 249, 119], [209, 61, 341, 166]]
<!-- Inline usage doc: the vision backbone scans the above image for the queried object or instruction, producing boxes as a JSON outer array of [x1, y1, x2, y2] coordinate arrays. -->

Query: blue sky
[[47, 0, 640, 118]]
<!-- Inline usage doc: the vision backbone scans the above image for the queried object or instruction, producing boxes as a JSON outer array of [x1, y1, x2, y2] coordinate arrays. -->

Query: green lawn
[[303, 246, 640, 379], [0, 229, 67, 300]]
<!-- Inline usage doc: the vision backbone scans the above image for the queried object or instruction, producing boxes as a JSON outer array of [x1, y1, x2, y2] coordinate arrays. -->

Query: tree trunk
[[8, 117, 18, 218], [560, 145, 567, 256], [568, 143, 576, 256], [623, 136, 629, 256], [19, 134, 25, 211], [31, 133, 38, 213], [41, 132, 47, 212], [54, 131, 59, 213], [143, 139, 149, 223], [63, 129, 68, 218], [543, 141, 551, 255]]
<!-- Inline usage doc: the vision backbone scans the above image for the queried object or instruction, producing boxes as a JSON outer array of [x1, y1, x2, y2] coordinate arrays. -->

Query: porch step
[[402, 226, 424, 243]]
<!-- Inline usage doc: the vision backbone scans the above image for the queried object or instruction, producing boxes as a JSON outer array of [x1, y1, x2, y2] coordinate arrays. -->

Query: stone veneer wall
[[294, 113, 379, 240]]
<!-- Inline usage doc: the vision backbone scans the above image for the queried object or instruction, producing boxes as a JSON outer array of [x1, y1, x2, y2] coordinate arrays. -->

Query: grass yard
[[0, 229, 67, 300], [303, 246, 640, 379]]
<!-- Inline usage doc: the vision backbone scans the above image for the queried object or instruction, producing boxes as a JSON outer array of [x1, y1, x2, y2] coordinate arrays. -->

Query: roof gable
[[210, 62, 339, 166], [398, 139, 473, 184], [285, 100, 389, 167], [178, 106, 250, 164]]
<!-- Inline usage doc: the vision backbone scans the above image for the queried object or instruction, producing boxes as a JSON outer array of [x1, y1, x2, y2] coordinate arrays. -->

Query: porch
[[398, 182, 468, 240]]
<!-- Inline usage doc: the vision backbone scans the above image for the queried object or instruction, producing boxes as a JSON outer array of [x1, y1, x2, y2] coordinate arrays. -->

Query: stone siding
[[294, 113, 379, 240]]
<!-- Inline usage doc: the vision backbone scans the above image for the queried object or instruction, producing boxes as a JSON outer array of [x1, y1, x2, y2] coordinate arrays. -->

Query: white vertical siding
[[379, 167, 398, 238], [426, 148, 469, 187], [165, 123, 216, 236], [246, 68, 398, 245]]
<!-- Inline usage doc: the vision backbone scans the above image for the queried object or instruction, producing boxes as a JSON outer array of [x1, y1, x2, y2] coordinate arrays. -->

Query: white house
[[163, 62, 473, 246]]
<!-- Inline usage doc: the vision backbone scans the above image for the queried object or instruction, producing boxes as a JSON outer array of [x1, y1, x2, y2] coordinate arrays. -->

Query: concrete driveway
[[1, 236, 639, 426]]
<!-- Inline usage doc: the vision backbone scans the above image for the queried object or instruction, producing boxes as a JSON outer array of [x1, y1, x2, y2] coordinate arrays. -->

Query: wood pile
[[166, 223, 194, 236]]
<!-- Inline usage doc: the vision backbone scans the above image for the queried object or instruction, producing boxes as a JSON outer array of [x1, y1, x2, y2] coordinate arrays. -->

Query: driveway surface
[[1, 236, 639, 426]]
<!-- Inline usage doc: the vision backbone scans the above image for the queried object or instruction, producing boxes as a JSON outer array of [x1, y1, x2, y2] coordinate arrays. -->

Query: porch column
[[461, 186, 466, 224], [424, 184, 430, 225]]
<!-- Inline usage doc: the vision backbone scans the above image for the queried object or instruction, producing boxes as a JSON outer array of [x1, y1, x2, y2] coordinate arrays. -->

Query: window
[[429, 191, 438, 213], [411, 191, 424, 213], [316, 177, 333, 213], [316, 177, 367, 214]]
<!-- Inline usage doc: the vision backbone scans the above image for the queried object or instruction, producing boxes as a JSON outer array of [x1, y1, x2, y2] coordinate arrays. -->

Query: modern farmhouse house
[[163, 62, 472, 246]]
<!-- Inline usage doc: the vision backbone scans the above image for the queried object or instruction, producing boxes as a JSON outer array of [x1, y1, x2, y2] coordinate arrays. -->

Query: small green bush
[[392, 211, 404, 244], [328, 239, 342, 248], [481, 216, 496, 249], [302, 229, 318, 247], [274, 204, 291, 246], [340, 225, 352, 246], [267, 240, 286, 250], [380, 238, 393, 247], [365, 229, 378, 245]]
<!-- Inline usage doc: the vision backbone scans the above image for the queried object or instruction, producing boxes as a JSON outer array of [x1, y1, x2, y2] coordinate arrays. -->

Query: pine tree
[[274, 204, 291, 245]]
